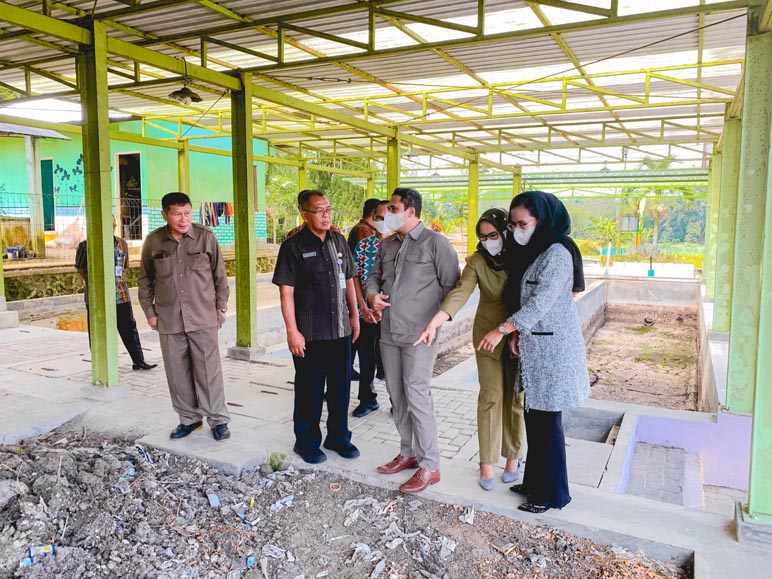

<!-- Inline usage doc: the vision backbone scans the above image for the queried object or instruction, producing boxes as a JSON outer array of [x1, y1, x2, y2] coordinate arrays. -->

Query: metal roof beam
[[760, 0, 772, 30], [528, 0, 612, 17], [224, 1, 756, 73], [0, 1, 241, 91]]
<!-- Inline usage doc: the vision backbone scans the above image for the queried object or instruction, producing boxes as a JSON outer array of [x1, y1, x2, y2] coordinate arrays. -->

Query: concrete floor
[[0, 320, 771, 577]]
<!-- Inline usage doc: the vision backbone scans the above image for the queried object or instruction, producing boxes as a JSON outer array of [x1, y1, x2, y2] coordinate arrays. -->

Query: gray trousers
[[380, 337, 440, 471], [159, 327, 230, 428]]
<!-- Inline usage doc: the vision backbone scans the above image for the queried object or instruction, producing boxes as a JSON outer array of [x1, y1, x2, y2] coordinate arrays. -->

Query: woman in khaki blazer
[[414, 209, 525, 490]]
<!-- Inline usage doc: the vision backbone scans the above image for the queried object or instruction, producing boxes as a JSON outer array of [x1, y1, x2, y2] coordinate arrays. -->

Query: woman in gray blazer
[[478, 191, 589, 513]]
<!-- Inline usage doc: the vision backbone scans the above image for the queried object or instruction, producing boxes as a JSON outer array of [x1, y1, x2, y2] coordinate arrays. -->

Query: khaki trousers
[[159, 327, 230, 428], [475, 352, 525, 465], [380, 337, 441, 471]]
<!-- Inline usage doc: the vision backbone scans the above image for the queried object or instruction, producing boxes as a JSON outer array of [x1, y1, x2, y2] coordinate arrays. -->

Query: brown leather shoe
[[399, 468, 441, 494], [377, 454, 419, 475]]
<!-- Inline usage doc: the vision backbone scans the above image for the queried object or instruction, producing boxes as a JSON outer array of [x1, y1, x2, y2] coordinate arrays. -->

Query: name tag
[[302, 251, 317, 258], [338, 272, 346, 290], [115, 265, 123, 278]]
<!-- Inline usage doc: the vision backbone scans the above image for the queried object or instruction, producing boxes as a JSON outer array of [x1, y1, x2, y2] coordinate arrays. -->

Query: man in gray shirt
[[366, 188, 460, 494]]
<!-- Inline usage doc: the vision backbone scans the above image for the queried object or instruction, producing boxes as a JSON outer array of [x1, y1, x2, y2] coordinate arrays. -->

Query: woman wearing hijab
[[478, 191, 590, 513], [415, 208, 525, 490]]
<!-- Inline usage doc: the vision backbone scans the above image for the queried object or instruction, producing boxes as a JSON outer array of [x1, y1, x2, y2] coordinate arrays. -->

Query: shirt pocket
[[188, 251, 210, 271], [153, 256, 173, 279]]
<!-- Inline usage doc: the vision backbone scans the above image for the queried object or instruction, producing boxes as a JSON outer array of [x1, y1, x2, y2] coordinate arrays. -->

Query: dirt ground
[[0, 431, 688, 579], [587, 321, 698, 411], [433, 344, 476, 377]]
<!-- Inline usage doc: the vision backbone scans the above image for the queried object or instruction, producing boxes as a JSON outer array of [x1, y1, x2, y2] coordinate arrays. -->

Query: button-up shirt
[[365, 221, 460, 344], [348, 219, 377, 253], [272, 227, 355, 343], [75, 236, 131, 305], [138, 223, 229, 334]]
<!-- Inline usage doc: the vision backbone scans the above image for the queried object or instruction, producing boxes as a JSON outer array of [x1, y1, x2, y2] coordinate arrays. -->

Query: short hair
[[392, 187, 422, 218], [162, 192, 191, 211], [297, 189, 326, 209], [362, 198, 382, 219]]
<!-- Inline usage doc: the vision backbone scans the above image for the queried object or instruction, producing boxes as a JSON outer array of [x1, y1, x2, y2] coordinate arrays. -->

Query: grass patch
[[625, 325, 655, 334]]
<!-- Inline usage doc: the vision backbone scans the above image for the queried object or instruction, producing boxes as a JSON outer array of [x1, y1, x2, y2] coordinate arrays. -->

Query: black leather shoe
[[169, 421, 203, 439], [323, 440, 360, 459], [212, 424, 230, 441], [352, 399, 379, 418], [293, 444, 327, 464], [133, 362, 158, 371]]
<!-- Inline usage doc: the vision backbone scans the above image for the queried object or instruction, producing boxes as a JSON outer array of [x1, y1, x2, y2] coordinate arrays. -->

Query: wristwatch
[[497, 324, 509, 335]]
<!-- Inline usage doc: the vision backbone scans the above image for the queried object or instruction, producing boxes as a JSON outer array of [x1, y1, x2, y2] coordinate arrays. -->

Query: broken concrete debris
[[0, 432, 688, 579]]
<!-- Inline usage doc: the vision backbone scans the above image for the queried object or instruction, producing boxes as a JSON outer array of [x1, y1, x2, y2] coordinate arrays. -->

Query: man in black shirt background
[[273, 190, 361, 464]]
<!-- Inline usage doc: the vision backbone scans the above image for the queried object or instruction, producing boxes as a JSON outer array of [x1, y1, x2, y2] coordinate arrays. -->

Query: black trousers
[[522, 408, 571, 509], [87, 302, 145, 366], [355, 319, 381, 402], [292, 337, 352, 452]]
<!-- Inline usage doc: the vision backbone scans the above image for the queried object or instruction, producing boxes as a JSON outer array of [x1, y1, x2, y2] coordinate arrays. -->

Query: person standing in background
[[75, 223, 157, 372], [351, 199, 389, 417]]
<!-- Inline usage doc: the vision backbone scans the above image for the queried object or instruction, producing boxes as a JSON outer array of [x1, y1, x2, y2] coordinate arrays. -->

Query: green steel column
[[747, 107, 772, 523], [25, 136, 46, 258], [726, 25, 772, 414], [298, 161, 308, 192], [386, 138, 400, 194], [703, 155, 722, 299], [177, 140, 190, 194], [0, 246, 5, 299], [714, 115, 742, 333], [78, 20, 119, 387], [230, 72, 257, 355], [512, 165, 522, 196], [366, 175, 375, 198], [467, 156, 480, 256]]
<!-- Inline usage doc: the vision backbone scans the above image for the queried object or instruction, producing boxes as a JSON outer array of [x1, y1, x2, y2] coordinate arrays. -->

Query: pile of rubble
[[0, 431, 688, 578]]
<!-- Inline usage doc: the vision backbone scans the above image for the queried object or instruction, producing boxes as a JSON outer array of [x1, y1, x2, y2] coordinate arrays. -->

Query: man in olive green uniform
[[138, 192, 231, 442]]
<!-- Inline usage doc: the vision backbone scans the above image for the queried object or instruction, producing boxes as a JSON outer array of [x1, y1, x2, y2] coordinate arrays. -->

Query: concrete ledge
[[599, 411, 638, 493], [81, 383, 131, 402], [227, 345, 267, 361], [0, 310, 19, 329], [736, 502, 772, 549]]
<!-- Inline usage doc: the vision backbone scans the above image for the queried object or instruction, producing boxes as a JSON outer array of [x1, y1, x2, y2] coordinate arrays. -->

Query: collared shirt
[[75, 237, 130, 305], [354, 233, 381, 289], [137, 223, 229, 334], [286, 223, 341, 238], [348, 219, 377, 253], [365, 221, 460, 343], [273, 227, 355, 343]]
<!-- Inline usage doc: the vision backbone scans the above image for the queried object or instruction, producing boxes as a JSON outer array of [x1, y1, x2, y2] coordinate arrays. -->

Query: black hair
[[297, 189, 327, 209], [362, 198, 382, 219], [162, 192, 191, 211], [392, 187, 422, 218], [510, 192, 540, 220]]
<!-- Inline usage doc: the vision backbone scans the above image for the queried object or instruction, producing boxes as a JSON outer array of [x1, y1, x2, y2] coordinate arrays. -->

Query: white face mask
[[514, 226, 536, 246], [384, 211, 405, 232], [482, 238, 503, 256], [375, 220, 389, 235]]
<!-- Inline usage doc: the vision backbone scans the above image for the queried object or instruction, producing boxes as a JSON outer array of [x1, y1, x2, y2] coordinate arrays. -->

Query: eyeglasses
[[477, 232, 500, 241], [304, 207, 334, 216]]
